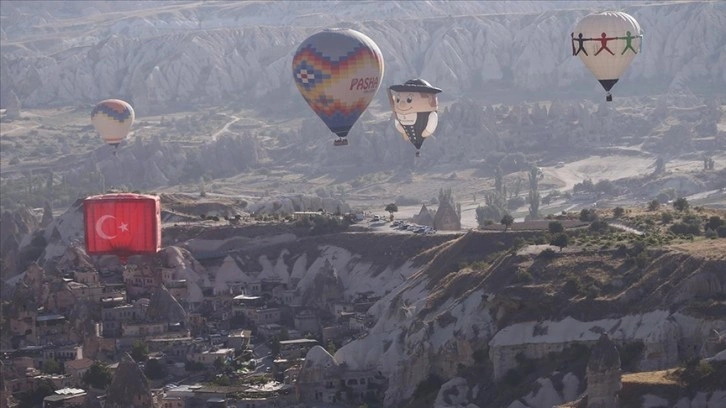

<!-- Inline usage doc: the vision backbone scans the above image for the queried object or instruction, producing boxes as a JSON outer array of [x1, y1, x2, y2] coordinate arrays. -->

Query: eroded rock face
[[105, 353, 153, 408], [2, 2, 723, 111]]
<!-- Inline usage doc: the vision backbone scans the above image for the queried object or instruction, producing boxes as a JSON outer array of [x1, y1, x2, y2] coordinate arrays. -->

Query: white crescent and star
[[95, 215, 130, 240]]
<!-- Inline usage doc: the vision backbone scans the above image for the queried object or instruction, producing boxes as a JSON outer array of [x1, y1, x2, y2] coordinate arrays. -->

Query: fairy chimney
[[5, 90, 21, 119], [587, 334, 621, 408], [105, 353, 153, 408]]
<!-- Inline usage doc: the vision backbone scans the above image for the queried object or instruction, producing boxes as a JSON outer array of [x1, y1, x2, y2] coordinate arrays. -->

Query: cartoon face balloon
[[292, 28, 384, 145], [388, 79, 442, 156], [91, 99, 135, 147], [572, 11, 642, 101]]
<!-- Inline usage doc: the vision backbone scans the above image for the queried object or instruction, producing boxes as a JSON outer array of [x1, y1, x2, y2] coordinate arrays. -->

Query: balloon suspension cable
[[606, 92, 613, 102]]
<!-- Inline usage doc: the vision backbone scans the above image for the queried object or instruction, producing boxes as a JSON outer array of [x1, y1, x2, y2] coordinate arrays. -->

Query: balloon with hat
[[388, 79, 442, 157]]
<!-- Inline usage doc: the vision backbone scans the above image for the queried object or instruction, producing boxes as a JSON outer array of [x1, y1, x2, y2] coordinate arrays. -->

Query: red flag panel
[[83, 193, 161, 257]]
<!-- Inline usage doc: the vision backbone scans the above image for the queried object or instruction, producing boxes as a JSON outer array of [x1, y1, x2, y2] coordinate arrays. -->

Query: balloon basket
[[415, 151, 420, 158], [606, 93, 613, 102], [333, 138, 349, 147]]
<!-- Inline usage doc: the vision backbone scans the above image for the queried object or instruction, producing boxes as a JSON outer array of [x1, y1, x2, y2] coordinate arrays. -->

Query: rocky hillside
[[1, 1, 724, 113], [3, 197, 725, 407]]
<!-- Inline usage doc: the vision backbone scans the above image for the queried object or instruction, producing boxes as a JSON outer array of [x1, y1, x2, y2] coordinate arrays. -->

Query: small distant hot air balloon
[[83, 193, 161, 265], [292, 28, 384, 146], [388, 79, 442, 157], [572, 11, 642, 101], [91, 99, 135, 152]]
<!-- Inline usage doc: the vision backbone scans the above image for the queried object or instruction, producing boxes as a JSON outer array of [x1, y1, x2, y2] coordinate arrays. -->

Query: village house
[[123, 264, 161, 297], [62, 358, 93, 386], [101, 299, 148, 337], [245, 307, 281, 326], [146, 337, 196, 361], [186, 347, 235, 366], [226, 330, 252, 350], [36, 314, 71, 344], [42, 387, 86, 407], [279, 339, 319, 360], [257, 324, 285, 339], [160, 395, 185, 408], [41, 343, 82, 367], [293, 309, 320, 336]]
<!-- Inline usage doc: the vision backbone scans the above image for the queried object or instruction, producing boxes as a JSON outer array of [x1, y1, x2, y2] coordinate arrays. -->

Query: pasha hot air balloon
[[388, 79, 442, 157], [292, 28, 384, 146], [91, 99, 135, 152], [572, 11, 642, 101], [83, 193, 161, 264]]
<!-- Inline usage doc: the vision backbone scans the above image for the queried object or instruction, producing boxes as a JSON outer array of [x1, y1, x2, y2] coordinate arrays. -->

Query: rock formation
[[413, 204, 435, 227], [434, 199, 461, 231], [104, 353, 153, 408], [2, 2, 723, 111], [4, 90, 20, 119], [586, 334, 621, 408], [146, 284, 189, 327]]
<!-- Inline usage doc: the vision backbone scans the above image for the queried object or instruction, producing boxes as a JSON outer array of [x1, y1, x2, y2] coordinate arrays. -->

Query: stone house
[[279, 339, 319, 360], [294, 309, 320, 336], [186, 348, 235, 366], [295, 346, 341, 404], [42, 387, 87, 407], [245, 307, 281, 326], [63, 358, 93, 386], [123, 265, 161, 298]]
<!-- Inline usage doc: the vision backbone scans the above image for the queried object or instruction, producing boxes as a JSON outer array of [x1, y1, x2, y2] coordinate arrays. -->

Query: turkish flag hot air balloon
[[91, 99, 135, 152], [292, 28, 384, 146], [572, 11, 642, 101], [83, 193, 161, 264]]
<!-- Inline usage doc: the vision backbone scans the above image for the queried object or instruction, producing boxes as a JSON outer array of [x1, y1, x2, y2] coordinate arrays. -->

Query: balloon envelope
[[91, 99, 135, 146], [572, 11, 642, 96], [83, 193, 161, 260], [292, 28, 384, 140], [388, 78, 441, 153]]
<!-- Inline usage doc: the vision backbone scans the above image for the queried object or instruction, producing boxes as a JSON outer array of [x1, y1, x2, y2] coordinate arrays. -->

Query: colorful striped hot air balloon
[[91, 99, 135, 151], [292, 28, 384, 146]]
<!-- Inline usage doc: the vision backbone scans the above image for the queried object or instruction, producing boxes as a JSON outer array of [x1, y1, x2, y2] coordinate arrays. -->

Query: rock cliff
[[1, 2, 724, 111]]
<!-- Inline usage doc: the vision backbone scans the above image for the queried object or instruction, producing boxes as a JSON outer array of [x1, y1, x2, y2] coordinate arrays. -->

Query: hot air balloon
[[84, 193, 161, 264], [91, 99, 135, 152], [572, 11, 642, 101], [292, 28, 384, 146], [388, 79, 442, 157]]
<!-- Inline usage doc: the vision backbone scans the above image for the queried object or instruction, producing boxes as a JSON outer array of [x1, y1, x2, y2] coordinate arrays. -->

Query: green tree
[[18, 379, 55, 408], [476, 192, 507, 227], [213, 357, 225, 372], [83, 362, 113, 390], [385, 203, 398, 220], [145, 358, 168, 380], [647, 199, 660, 211], [501, 214, 514, 231], [613, 207, 625, 218], [130, 340, 149, 362], [551, 233, 569, 251], [42, 359, 62, 374], [673, 197, 689, 212], [548, 221, 564, 234], [494, 166, 504, 195], [705, 216, 723, 232]]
